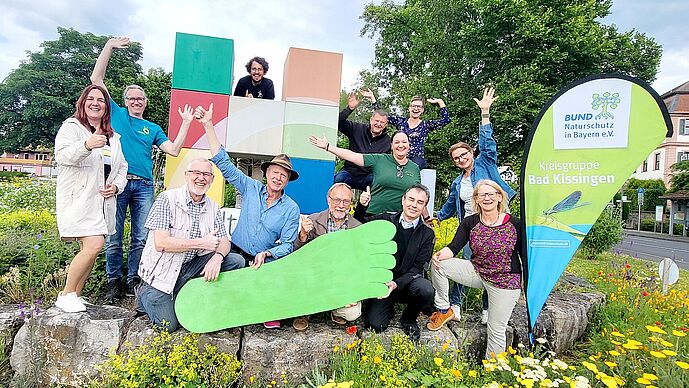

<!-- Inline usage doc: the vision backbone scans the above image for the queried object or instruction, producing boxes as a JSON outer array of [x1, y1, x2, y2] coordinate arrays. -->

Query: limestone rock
[[510, 292, 605, 354], [10, 304, 130, 386], [241, 318, 348, 383], [0, 304, 22, 351]]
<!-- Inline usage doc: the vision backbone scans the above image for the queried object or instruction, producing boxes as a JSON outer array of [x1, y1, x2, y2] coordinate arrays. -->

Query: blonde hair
[[472, 179, 507, 214]]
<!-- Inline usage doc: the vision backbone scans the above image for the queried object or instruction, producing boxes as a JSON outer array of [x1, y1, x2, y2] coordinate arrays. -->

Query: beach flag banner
[[521, 74, 672, 332]]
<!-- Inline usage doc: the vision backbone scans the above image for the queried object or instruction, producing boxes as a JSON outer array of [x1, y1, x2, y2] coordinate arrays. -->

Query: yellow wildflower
[[610, 331, 625, 337], [659, 339, 673, 347], [361, 355, 368, 363], [434, 357, 444, 367], [610, 340, 622, 345], [622, 343, 639, 350], [333, 345, 340, 352], [675, 361, 689, 369], [521, 378, 534, 388], [468, 370, 477, 378], [636, 377, 651, 385], [649, 351, 666, 358], [662, 350, 677, 356], [450, 369, 461, 378], [601, 376, 618, 388], [373, 356, 381, 364], [672, 330, 687, 337], [604, 361, 618, 368], [581, 361, 599, 374], [627, 339, 643, 346], [645, 325, 667, 335], [642, 373, 658, 381], [608, 350, 621, 356]]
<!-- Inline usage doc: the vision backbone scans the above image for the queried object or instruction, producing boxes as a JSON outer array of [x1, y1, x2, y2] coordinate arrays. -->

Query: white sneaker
[[55, 292, 86, 313], [450, 305, 461, 321], [481, 309, 488, 325]]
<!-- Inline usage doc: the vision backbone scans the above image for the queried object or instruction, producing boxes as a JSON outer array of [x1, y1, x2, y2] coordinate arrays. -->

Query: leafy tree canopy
[[669, 160, 689, 193], [360, 0, 662, 192], [0, 27, 171, 153]]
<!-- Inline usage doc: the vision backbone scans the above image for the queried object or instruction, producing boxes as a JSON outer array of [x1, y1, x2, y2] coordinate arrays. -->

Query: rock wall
[[2, 290, 604, 386]]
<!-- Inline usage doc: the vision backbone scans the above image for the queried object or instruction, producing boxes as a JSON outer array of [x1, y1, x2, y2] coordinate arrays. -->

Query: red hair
[[74, 84, 114, 137]]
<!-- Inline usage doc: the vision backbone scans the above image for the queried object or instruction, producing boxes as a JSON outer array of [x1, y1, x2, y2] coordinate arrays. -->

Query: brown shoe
[[330, 312, 347, 325], [293, 316, 309, 331], [427, 309, 454, 331]]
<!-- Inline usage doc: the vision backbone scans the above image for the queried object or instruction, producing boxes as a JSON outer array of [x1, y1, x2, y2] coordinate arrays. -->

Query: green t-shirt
[[363, 154, 421, 214]]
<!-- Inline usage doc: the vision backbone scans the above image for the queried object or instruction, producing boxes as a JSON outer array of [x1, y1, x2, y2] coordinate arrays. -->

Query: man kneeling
[[136, 158, 244, 331]]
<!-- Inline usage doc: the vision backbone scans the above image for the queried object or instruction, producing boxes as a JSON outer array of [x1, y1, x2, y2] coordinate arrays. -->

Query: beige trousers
[[332, 302, 362, 321], [431, 257, 520, 359]]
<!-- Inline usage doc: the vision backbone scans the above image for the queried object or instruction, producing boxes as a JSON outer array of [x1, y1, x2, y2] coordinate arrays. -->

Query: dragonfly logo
[[591, 92, 620, 120]]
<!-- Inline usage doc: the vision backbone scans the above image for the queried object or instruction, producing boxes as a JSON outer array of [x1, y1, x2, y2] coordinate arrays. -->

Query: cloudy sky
[[0, 0, 687, 95]]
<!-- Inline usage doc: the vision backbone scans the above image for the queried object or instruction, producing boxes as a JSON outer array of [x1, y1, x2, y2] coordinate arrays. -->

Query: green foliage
[[640, 219, 683, 235], [669, 160, 689, 192], [0, 171, 30, 181], [223, 184, 237, 208], [623, 178, 666, 211], [578, 205, 622, 260], [0, 178, 56, 212], [360, 0, 661, 193], [0, 28, 142, 152], [91, 331, 242, 387]]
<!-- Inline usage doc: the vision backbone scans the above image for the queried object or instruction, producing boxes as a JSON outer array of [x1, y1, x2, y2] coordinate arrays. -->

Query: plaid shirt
[[145, 190, 227, 263], [326, 214, 349, 233]]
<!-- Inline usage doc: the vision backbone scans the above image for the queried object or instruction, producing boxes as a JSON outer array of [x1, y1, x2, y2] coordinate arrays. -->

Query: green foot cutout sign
[[175, 220, 397, 332]]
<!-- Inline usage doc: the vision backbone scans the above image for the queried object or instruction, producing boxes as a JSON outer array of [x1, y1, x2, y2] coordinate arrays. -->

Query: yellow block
[[164, 148, 225, 205]]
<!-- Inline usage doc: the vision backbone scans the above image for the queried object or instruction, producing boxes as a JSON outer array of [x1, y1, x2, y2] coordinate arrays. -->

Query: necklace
[[482, 213, 501, 226]]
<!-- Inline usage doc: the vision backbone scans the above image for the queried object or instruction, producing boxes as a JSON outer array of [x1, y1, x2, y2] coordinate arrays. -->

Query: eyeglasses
[[186, 170, 213, 178], [410, 104, 424, 109], [126, 96, 146, 102], [476, 192, 499, 199], [328, 197, 352, 206], [453, 150, 471, 161], [396, 165, 404, 178]]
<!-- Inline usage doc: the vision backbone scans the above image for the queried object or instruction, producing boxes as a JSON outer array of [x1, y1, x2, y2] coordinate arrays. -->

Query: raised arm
[[473, 87, 497, 126], [159, 104, 193, 156], [425, 98, 451, 130], [473, 87, 499, 161], [90, 37, 130, 90], [194, 103, 221, 155], [308, 135, 364, 166]]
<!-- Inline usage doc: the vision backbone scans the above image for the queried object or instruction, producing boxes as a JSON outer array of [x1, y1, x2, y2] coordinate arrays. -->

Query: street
[[615, 231, 689, 270]]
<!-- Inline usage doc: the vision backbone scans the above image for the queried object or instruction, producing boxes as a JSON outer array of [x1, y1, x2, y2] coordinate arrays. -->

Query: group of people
[[53, 37, 525, 359]]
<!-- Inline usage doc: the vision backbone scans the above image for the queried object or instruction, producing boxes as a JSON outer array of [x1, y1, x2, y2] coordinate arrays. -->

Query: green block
[[172, 32, 234, 95], [175, 220, 397, 333], [282, 102, 337, 160]]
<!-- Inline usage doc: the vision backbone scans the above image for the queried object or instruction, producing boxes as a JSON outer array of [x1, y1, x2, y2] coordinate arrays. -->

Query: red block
[[168, 89, 229, 149]]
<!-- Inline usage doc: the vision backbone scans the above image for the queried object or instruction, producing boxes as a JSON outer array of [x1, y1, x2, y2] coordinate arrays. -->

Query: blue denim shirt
[[437, 123, 517, 222], [210, 148, 300, 259]]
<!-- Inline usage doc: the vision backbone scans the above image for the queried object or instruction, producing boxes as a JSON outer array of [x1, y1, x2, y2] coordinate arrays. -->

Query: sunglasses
[[396, 165, 404, 178]]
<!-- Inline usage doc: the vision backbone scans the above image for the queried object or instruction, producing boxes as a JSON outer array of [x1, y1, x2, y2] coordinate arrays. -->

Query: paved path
[[616, 230, 689, 270]]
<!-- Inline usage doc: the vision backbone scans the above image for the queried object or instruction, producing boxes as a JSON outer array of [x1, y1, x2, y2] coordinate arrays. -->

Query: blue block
[[285, 158, 335, 214]]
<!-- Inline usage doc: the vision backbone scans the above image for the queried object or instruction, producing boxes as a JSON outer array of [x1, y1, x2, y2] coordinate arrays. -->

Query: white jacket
[[55, 118, 128, 237]]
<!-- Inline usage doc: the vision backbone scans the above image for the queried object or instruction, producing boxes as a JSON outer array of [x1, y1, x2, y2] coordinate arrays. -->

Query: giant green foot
[[175, 220, 397, 332]]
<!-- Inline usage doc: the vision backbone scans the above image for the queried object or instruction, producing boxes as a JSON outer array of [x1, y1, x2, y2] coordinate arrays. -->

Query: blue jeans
[[137, 252, 245, 332], [334, 170, 374, 191], [105, 178, 154, 282], [449, 243, 489, 310]]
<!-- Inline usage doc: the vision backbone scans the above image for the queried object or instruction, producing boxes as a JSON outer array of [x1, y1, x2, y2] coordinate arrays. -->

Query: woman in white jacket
[[54, 84, 128, 313]]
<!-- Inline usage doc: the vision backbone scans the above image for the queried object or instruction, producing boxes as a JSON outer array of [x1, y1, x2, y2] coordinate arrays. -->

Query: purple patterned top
[[447, 213, 523, 290]]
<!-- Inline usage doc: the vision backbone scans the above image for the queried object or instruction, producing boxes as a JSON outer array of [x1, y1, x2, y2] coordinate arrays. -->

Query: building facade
[[632, 80, 689, 186], [0, 149, 56, 177]]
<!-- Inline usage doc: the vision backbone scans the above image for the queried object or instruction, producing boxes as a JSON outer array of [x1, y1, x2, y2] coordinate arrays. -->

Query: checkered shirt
[[145, 190, 227, 263], [326, 214, 349, 233]]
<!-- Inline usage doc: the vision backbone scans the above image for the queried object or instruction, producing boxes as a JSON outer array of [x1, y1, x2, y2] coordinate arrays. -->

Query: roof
[[662, 80, 689, 113], [659, 190, 689, 200]]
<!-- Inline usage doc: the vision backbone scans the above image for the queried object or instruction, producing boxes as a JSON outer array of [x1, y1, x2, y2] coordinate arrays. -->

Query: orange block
[[282, 47, 343, 107]]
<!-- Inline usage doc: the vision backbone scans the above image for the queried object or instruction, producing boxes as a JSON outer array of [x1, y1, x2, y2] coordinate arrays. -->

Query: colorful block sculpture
[[282, 102, 337, 161], [164, 149, 224, 205], [168, 89, 229, 150], [285, 158, 336, 214], [226, 96, 285, 157], [282, 47, 343, 107], [172, 33, 234, 95]]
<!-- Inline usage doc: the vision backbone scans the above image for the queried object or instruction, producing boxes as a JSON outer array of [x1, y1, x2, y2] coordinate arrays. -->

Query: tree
[[623, 178, 666, 211], [669, 160, 689, 193], [360, 0, 662, 193], [0, 28, 172, 153]]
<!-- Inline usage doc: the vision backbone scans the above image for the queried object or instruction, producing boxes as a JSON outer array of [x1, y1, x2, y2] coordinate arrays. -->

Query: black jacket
[[338, 107, 391, 179], [354, 204, 435, 290]]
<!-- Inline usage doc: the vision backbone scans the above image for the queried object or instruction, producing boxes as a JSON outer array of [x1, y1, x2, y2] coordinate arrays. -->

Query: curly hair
[[245, 57, 269, 73]]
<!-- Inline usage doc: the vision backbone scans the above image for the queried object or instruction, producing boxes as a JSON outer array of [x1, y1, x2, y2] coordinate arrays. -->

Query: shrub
[[0, 178, 56, 212], [91, 331, 242, 387], [640, 219, 683, 235], [578, 206, 623, 260]]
